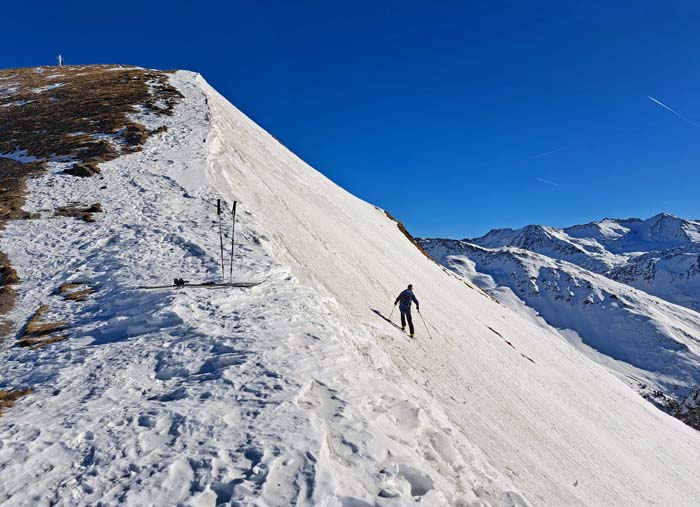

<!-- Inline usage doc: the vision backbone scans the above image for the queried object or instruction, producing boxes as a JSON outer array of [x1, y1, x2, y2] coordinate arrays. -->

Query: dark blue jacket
[[395, 289, 419, 311]]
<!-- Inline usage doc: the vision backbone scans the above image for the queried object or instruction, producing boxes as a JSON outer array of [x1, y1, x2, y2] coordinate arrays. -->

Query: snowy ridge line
[[201, 73, 532, 505]]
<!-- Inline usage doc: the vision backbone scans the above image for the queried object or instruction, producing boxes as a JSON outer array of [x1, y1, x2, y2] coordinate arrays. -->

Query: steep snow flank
[[201, 76, 700, 505], [420, 238, 700, 407], [0, 71, 526, 507]]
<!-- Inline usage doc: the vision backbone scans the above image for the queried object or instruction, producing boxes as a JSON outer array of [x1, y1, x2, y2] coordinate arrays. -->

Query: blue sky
[[3, 1, 700, 237]]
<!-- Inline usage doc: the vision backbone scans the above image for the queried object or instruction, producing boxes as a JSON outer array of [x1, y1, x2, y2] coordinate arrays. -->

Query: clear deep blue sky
[[3, 1, 700, 237]]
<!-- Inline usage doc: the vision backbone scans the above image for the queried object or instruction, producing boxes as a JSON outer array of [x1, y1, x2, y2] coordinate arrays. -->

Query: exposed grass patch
[[384, 210, 433, 261], [63, 162, 101, 178], [0, 255, 19, 285], [0, 65, 182, 164], [0, 252, 18, 337], [0, 64, 183, 338], [0, 389, 32, 416], [0, 158, 40, 339], [57, 283, 82, 293], [23, 335, 68, 350], [16, 304, 68, 349], [54, 202, 103, 222], [0, 158, 43, 223], [58, 282, 95, 301], [23, 305, 67, 335]]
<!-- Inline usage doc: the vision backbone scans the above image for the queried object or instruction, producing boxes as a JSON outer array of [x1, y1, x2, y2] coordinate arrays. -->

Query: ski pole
[[388, 304, 396, 321], [418, 310, 433, 340], [229, 201, 237, 283], [217, 199, 225, 282]]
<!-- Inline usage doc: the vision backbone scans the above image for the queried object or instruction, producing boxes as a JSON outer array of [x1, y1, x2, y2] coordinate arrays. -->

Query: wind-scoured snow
[[1, 69, 700, 506]]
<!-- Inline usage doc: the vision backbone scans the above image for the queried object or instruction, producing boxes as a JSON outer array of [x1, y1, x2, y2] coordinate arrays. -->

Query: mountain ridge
[[2, 66, 700, 506], [464, 212, 700, 311], [420, 212, 700, 431]]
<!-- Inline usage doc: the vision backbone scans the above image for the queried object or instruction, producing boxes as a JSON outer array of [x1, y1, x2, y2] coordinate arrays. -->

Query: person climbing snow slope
[[394, 284, 420, 337]]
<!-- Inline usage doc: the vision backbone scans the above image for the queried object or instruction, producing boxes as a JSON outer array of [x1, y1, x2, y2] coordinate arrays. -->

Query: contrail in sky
[[648, 96, 700, 129], [536, 177, 559, 186], [534, 147, 564, 159]]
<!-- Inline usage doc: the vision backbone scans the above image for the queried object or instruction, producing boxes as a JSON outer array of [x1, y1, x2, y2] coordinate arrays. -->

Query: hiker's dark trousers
[[400, 307, 414, 334]]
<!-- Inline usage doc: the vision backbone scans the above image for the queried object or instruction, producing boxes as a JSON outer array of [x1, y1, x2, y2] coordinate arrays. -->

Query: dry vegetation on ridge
[[0, 65, 181, 162], [0, 389, 32, 417], [0, 64, 183, 412]]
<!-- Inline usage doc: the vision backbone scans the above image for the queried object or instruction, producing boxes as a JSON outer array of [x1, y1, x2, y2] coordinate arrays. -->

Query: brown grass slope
[[0, 64, 182, 343]]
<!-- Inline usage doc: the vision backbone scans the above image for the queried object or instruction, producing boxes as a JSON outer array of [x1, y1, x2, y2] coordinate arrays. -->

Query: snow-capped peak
[[563, 213, 700, 253]]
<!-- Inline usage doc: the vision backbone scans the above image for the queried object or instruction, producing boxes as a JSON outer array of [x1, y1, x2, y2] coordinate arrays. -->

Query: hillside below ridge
[[0, 66, 529, 506]]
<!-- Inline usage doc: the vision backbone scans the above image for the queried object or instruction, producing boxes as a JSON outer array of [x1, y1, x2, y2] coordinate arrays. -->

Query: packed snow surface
[[2, 70, 700, 506]]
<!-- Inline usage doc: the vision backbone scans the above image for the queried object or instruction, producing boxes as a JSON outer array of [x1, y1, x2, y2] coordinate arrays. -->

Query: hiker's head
[[407, 284, 413, 290]]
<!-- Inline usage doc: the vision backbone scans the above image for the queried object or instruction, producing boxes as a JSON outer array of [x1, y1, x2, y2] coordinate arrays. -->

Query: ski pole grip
[[232, 201, 237, 214], [217, 199, 221, 215]]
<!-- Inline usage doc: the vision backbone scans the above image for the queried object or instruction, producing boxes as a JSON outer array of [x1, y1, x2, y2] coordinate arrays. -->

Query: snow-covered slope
[[469, 224, 623, 273], [608, 244, 700, 312], [2, 68, 700, 506], [565, 213, 700, 253], [468, 214, 700, 312], [420, 238, 700, 410]]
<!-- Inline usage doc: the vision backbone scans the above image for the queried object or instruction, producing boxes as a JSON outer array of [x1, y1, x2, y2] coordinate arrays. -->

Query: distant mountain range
[[420, 213, 700, 428], [467, 213, 700, 311]]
